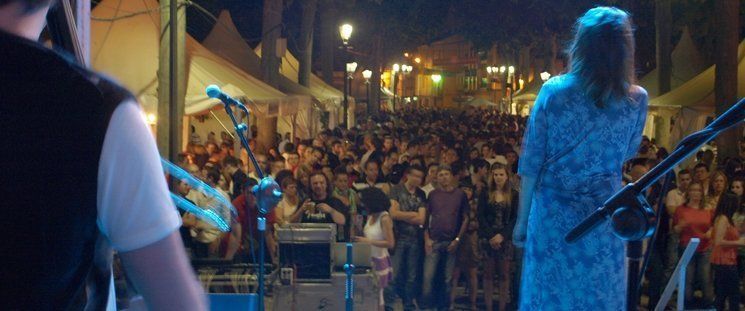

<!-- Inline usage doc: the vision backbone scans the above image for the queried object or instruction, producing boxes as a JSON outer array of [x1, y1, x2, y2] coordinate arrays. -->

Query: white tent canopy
[[640, 27, 708, 98], [643, 39, 745, 149], [466, 97, 498, 107], [91, 0, 299, 117], [254, 42, 345, 109]]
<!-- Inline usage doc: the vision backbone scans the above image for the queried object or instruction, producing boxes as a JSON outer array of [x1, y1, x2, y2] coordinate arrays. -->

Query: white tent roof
[[640, 27, 708, 98], [649, 39, 745, 108], [254, 42, 345, 108], [91, 0, 297, 116], [467, 97, 498, 107], [202, 11, 263, 80]]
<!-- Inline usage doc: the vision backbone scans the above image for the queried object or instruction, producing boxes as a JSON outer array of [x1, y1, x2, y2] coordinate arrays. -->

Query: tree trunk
[[297, 0, 318, 87], [549, 33, 558, 75], [655, 0, 672, 94], [319, 0, 336, 85], [370, 33, 383, 116], [714, 0, 740, 161], [258, 0, 283, 153]]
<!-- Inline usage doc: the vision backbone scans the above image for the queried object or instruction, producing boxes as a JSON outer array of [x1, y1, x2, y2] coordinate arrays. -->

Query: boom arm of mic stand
[[566, 97, 745, 243]]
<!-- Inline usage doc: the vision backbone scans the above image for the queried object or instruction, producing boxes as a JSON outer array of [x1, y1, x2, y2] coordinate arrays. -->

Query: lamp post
[[507, 65, 515, 114], [392, 63, 400, 111], [431, 74, 442, 107], [345, 62, 357, 125], [486, 65, 499, 106], [339, 24, 353, 128], [362, 69, 372, 115], [402, 65, 412, 104]]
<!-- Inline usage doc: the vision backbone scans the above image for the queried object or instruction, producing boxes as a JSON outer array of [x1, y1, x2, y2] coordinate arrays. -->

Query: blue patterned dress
[[517, 74, 648, 310]]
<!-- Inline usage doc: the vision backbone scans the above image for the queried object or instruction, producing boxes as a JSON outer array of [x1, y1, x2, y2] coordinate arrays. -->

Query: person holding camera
[[293, 172, 348, 241]]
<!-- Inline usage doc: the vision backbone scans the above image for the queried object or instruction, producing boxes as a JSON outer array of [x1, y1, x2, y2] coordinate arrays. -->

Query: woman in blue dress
[[512, 7, 648, 310]]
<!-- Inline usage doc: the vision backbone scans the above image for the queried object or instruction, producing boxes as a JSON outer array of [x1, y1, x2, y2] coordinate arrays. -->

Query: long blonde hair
[[567, 7, 636, 108], [488, 163, 512, 205]]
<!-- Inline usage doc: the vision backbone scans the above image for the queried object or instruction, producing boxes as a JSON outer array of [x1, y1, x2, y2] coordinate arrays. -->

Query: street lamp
[[392, 64, 400, 111], [339, 24, 353, 45], [431, 74, 442, 107], [506, 66, 516, 114], [540, 71, 551, 82], [343, 62, 357, 126], [401, 65, 412, 101], [339, 24, 353, 127], [362, 69, 372, 115]]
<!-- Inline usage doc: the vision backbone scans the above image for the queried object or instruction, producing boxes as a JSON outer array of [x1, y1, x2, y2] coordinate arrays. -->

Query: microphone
[[206, 84, 242, 107]]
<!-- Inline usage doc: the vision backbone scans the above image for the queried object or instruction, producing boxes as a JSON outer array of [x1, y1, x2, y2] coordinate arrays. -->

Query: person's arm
[[389, 199, 418, 222], [265, 225, 278, 263], [318, 203, 346, 225], [448, 195, 470, 253], [665, 191, 678, 217], [412, 207, 426, 226], [381, 183, 391, 195], [713, 216, 745, 247], [424, 202, 433, 254], [97, 102, 206, 309], [120, 232, 208, 311], [289, 199, 311, 223], [477, 190, 496, 240], [513, 176, 535, 247], [224, 222, 242, 260], [503, 190, 520, 240]]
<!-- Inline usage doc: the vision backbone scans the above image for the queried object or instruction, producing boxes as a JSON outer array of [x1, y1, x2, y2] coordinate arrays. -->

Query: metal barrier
[[655, 238, 701, 311]]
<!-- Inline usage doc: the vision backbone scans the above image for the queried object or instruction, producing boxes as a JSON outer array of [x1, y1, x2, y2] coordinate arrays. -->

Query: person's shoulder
[[540, 74, 569, 94], [629, 85, 649, 107], [414, 187, 426, 198]]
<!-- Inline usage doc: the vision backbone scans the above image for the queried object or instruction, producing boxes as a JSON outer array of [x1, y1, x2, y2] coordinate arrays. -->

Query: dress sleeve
[[625, 87, 649, 160], [518, 82, 552, 178]]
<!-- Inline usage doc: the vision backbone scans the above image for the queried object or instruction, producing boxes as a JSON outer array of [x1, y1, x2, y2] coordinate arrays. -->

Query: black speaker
[[279, 242, 331, 281]]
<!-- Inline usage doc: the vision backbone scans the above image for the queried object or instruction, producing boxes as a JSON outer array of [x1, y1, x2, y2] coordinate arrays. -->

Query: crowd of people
[[171, 106, 745, 311]]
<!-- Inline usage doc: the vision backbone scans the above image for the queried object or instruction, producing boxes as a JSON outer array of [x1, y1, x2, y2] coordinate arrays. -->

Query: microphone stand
[[565, 97, 744, 311], [344, 242, 354, 311], [207, 86, 282, 311]]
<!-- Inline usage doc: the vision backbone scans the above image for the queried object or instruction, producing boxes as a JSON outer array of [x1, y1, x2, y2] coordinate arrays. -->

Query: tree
[[257, 0, 283, 152], [655, 0, 672, 95], [714, 0, 740, 160], [297, 0, 319, 88]]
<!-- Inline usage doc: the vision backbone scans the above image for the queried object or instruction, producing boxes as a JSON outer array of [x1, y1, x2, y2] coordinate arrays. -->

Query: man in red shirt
[[225, 181, 278, 263]]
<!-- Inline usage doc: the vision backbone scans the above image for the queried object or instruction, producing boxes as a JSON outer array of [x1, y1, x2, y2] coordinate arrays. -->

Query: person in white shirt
[[420, 163, 440, 198], [0, 2, 206, 309]]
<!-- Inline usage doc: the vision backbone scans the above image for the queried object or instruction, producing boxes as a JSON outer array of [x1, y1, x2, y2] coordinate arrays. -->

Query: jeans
[[664, 232, 680, 279], [421, 240, 456, 310], [384, 239, 422, 311], [713, 264, 740, 311], [680, 248, 714, 305]]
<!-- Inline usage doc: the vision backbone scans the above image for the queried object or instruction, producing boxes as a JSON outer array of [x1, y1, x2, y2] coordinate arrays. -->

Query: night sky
[[183, 0, 744, 76]]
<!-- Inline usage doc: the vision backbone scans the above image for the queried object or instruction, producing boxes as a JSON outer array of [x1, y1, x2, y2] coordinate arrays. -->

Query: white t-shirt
[[96, 102, 182, 310]]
